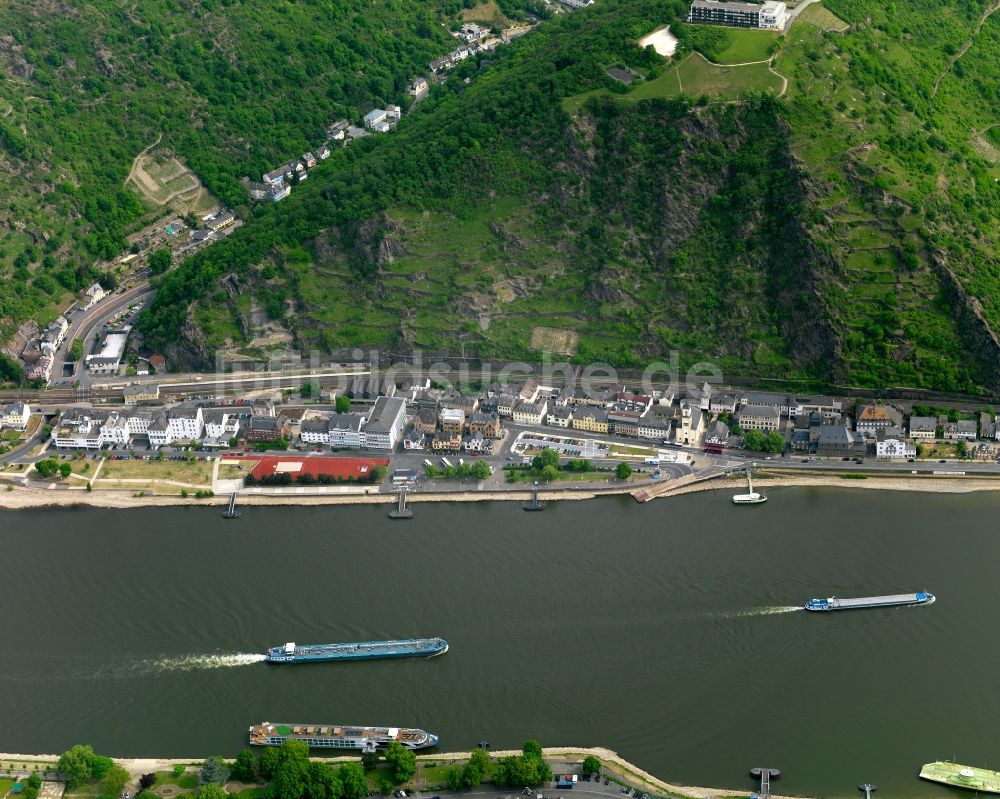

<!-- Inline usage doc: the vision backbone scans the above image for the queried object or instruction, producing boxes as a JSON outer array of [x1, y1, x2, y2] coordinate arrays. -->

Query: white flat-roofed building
[[364, 109, 388, 130], [86, 327, 130, 375], [52, 412, 105, 449], [0, 401, 30, 430], [126, 410, 153, 436], [167, 405, 204, 442], [759, 0, 788, 28], [875, 427, 916, 459], [204, 410, 241, 443], [147, 412, 170, 448], [300, 416, 332, 445], [329, 413, 366, 448]]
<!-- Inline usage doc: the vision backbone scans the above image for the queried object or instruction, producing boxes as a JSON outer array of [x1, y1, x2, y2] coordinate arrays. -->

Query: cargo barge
[[265, 637, 448, 663], [804, 592, 934, 612], [249, 722, 440, 750], [920, 762, 1000, 793]]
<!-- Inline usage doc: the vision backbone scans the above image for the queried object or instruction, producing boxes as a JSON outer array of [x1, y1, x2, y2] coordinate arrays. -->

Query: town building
[[205, 209, 236, 232], [462, 431, 489, 453], [0, 401, 30, 431], [100, 412, 132, 446], [709, 393, 738, 415], [608, 410, 641, 438], [203, 410, 241, 445], [759, 0, 788, 28], [468, 412, 501, 439], [402, 429, 425, 450], [875, 428, 916, 459], [908, 416, 937, 440], [815, 425, 866, 457], [52, 412, 105, 449], [496, 394, 517, 418], [413, 408, 439, 435], [360, 396, 406, 450], [408, 78, 429, 99], [737, 404, 781, 432], [246, 414, 289, 443], [572, 407, 609, 434], [795, 395, 843, 419], [512, 400, 548, 426], [856, 404, 904, 437], [439, 407, 466, 435], [301, 417, 332, 445], [40, 317, 69, 355], [123, 384, 159, 406], [547, 406, 574, 428], [942, 419, 977, 441], [432, 430, 462, 451], [364, 109, 391, 133], [329, 413, 365, 448], [85, 327, 130, 375], [636, 415, 672, 441]]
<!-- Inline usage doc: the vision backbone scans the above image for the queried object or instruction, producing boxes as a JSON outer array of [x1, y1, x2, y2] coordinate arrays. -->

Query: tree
[[446, 768, 463, 791], [58, 745, 95, 789], [35, 458, 60, 478], [68, 339, 84, 361], [100, 765, 129, 799], [139, 774, 157, 791], [197, 785, 228, 799], [201, 755, 230, 785], [616, 461, 632, 480], [384, 741, 416, 784], [522, 740, 542, 759], [335, 395, 351, 414], [231, 750, 260, 783], [763, 431, 785, 453], [493, 741, 550, 788], [336, 763, 367, 799], [307, 762, 342, 799], [743, 429, 766, 451], [471, 460, 491, 479], [91, 756, 113, 779], [582, 757, 601, 776], [300, 382, 317, 398], [59, 462, 72, 478], [148, 248, 172, 275], [258, 748, 281, 781], [278, 740, 310, 765], [269, 758, 308, 799], [370, 464, 388, 483], [360, 750, 379, 772], [458, 747, 490, 789], [540, 464, 559, 482], [531, 447, 559, 471], [27, 775, 42, 790]]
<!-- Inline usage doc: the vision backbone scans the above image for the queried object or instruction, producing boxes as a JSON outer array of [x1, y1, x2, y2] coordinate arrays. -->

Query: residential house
[[737, 404, 781, 432], [462, 431, 489, 452], [86, 327, 130, 375], [0, 401, 30, 431], [496, 394, 517, 418], [613, 391, 651, 414], [402, 429, 425, 450], [704, 420, 730, 445], [386, 105, 402, 122], [317, 145, 331, 161], [457, 22, 487, 42], [636, 415, 672, 441], [519, 379, 540, 403], [83, 283, 106, 309], [980, 412, 998, 441], [676, 400, 705, 447], [468, 412, 501, 439], [125, 410, 153, 436], [432, 430, 461, 451], [512, 400, 548, 426], [206, 210, 236, 232], [203, 410, 241, 444], [547, 406, 574, 428], [439, 407, 466, 435], [360, 396, 406, 450], [408, 78, 429, 99], [414, 408, 439, 435], [303, 152, 317, 168], [942, 419, 977, 441], [608, 410, 641, 438], [100, 412, 132, 446], [875, 427, 916, 459], [709, 394, 738, 415], [908, 416, 937, 440], [442, 395, 478, 414], [796, 396, 842, 419], [815, 425, 866, 457], [686, 382, 712, 412], [572, 407, 609, 434], [856, 404, 904, 437], [300, 416, 332, 446], [364, 109, 390, 132], [40, 317, 69, 354]]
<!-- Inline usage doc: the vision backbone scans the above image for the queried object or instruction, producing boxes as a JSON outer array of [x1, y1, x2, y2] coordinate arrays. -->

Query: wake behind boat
[[265, 637, 448, 663], [805, 592, 935, 612]]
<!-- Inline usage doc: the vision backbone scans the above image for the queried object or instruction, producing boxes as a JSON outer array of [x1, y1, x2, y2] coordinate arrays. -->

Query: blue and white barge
[[265, 637, 448, 663], [804, 592, 935, 612]]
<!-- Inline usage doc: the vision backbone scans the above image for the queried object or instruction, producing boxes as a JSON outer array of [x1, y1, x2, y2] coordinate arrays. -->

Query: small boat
[[732, 468, 766, 505], [805, 592, 935, 612], [920, 762, 1000, 793]]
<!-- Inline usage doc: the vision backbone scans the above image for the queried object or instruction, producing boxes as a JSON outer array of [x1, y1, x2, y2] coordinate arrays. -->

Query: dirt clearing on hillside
[[531, 326, 579, 355]]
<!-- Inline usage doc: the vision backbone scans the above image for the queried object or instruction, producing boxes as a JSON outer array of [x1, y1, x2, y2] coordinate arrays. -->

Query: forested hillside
[[138, 0, 998, 392], [0, 0, 526, 343], [2, 0, 998, 393]]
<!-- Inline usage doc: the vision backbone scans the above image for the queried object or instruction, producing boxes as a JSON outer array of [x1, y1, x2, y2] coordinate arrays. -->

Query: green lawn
[[710, 28, 780, 63], [0, 779, 15, 796], [154, 772, 199, 790], [619, 53, 782, 101], [795, 3, 849, 31]]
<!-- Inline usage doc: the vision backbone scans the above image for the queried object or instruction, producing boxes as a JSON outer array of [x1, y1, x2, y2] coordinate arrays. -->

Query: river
[[1, 488, 997, 797]]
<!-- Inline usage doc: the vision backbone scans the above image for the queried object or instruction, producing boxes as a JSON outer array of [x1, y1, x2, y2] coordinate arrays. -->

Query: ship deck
[[921, 762, 1000, 792], [251, 723, 427, 743], [830, 593, 927, 608], [281, 638, 445, 656]]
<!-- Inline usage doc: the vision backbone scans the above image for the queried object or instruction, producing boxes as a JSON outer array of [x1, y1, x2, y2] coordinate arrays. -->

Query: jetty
[[859, 784, 877, 799], [222, 492, 240, 519], [523, 484, 546, 511], [751, 767, 780, 798], [388, 486, 414, 519]]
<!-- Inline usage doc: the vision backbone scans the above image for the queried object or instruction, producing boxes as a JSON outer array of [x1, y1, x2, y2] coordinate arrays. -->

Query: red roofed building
[[247, 455, 390, 483]]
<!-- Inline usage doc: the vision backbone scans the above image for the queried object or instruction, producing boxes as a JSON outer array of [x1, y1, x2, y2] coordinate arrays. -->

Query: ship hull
[[249, 722, 439, 750], [266, 638, 448, 663], [805, 593, 935, 611]]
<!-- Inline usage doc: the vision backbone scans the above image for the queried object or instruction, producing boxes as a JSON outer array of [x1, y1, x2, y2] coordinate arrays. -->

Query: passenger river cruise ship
[[249, 722, 440, 750]]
